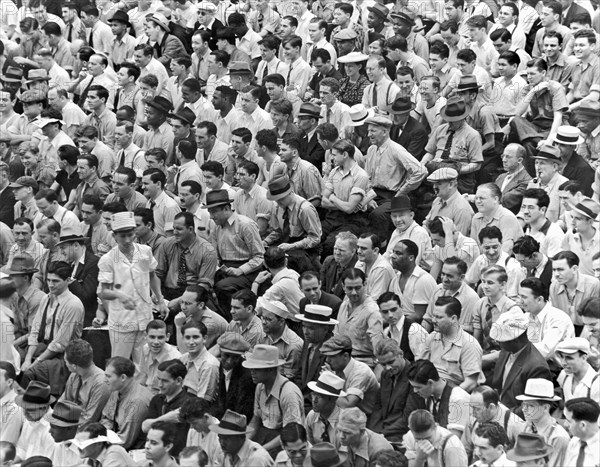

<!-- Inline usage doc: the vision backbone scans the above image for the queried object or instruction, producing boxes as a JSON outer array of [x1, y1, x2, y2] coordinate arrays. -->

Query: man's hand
[[21, 359, 34, 372], [121, 295, 137, 310], [415, 440, 436, 458], [93, 310, 107, 327], [278, 243, 294, 252], [226, 267, 244, 277], [174, 311, 187, 328], [439, 216, 455, 235], [254, 270, 272, 284], [156, 302, 169, 320]]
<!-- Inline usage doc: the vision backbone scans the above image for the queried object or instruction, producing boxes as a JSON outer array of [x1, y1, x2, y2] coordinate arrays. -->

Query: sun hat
[[307, 371, 347, 397], [295, 304, 338, 325], [242, 344, 285, 369]]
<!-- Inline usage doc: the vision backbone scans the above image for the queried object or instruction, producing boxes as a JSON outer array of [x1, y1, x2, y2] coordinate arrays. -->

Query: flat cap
[[320, 334, 353, 355], [217, 332, 251, 355], [333, 28, 358, 41], [427, 167, 459, 182], [489, 310, 528, 343], [365, 114, 393, 128], [556, 337, 591, 355]]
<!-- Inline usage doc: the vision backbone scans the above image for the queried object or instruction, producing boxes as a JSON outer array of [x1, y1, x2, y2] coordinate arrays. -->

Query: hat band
[[50, 412, 78, 424], [315, 380, 341, 395], [556, 134, 579, 143], [303, 311, 332, 322], [572, 203, 597, 219], [312, 454, 342, 467], [23, 394, 51, 404], [269, 184, 291, 197], [352, 113, 368, 123], [218, 420, 246, 433], [522, 392, 554, 399]]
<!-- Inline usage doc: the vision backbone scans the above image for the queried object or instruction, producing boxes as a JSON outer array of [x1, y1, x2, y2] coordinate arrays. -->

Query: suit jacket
[[301, 131, 326, 173], [496, 166, 532, 214], [0, 187, 15, 228], [298, 292, 342, 319], [320, 254, 358, 299], [155, 33, 186, 68], [391, 116, 428, 160], [563, 2, 588, 26], [196, 19, 224, 51], [70, 249, 99, 327], [368, 365, 411, 440], [216, 362, 256, 422], [491, 342, 552, 410], [563, 152, 594, 197]]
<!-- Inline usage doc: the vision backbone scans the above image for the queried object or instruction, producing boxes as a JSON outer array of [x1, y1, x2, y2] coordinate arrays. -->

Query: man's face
[[390, 209, 413, 232], [518, 286, 543, 314], [308, 22, 323, 42], [85, 90, 103, 112], [441, 28, 459, 46], [558, 351, 587, 376], [582, 315, 600, 339], [260, 310, 284, 335], [230, 299, 252, 323], [211, 89, 224, 109], [192, 35, 206, 56], [311, 391, 334, 414], [474, 187, 497, 214], [0, 91, 13, 113], [265, 82, 284, 101], [432, 305, 456, 333], [114, 126, 132, 150], [111, 20, 127, 37], [332, 8, 349, 25], [593, 257, 600, 279], [218, 434, 246, 456], [333, 238, 354, 265], [367, 124, 388, 146], [379, 299, 403, 326], [270, 109, 287, 127], [87, 56, 105, 77], [498, 5, 516, 26], [409, 380, 433, 399], [468, 26, 485, 43], [502, 148, 521, 172], [552, 258, 576, 285], [20, 151, 37, 169], [440, 263, 463, 290], [493, 38, 510, 54], [526, 66, 545, 86], [543, 37, 561, 59], [396, 73, 415, 96], [173, 216, 193, 243], [62, 6, 76, 22], [117, 67, 132, 87], [456, 58, 475, 75], [179, 185, 198, 209], [171, 119, 189, 139], [473, 434, 503, 465], [469, 392, 494, 423], [105, 364, 125, 392], [534, 159, 556, 183], [81, 202, 101, 226], [156, 369, 180, 397], [208, 205, 230, 226], [134, 215, 151, 238], [521, 400, 546, 423], [481, 237, 502, 262], [197, 10, 213, 27], [521, 197, 545, 225], [278, 142, 296, 163], [443, 1, 460, 20], [428, 53, 446, 73], [221, 351, 242, 371], [32, 5, 48, 22], [571, 212, 592, 233], [235, 167, 254, 191], [540, 7, 557, 27], [145, 325, 169, 354], [336, 39, 355, 56], [142, 175, 161, 199], [202, 170, 221, 190], [145, 105, 164, 128], [183, 326, 205, 354], [481, 273, 504, 298], [180, 290, 201, 318], [23, 405, 48, 422], [336, 420, 362, 447], [390, 242, 413, 271], [367, 11, 382, 29], [13, 223, 33, 249], [342, 277, 365, 305], [22, 101, 43, 119], [145, 155, 163, 170], [145, 429, 170, 461], [365, 59, 384, 83], [13, 186, 31, 202], [573, 37, 594, 60], [300, 277, 321, 303], [260, 44, 275, 62], [356, 237, 377, 263], [195, 127, 213, 150], [133, 50, 151, 68], [77, 159, 95, 180], [77, 136, 96, 153]]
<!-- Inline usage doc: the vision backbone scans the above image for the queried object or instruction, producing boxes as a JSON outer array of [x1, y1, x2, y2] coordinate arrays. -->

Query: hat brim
[[208, 424, 253, 435], [307, 381, 346, 397], [150, 18, 170, 31], [25, 77, 50, 84], [241, 358, 286, 369], [388, 205, 412, 213], [15, 394, 56, 408], [5, 267, 39, 275], [219, 348, 248, 356], [55, 236, 88, 247], [168, 113, 195, 125], [108, 18, 132, 27], [266, 187, 292, 201], [367, 6, 388, 18], [515, 394, 561, 402], [338, 53, 369, 64], [294, 313, 338, 325], [440, 107, 468, 122], [47, 415, 81, 427], [348, 108, 375, 126], [506, 446, 553, 462], [552, 135, 585, 145], [112, 226, 136, 233], [303, 451, 347, 467], [568, 202, 600, 222], [456, 85, 480, 93], [389, 105, 414, 115], [144, 101, 172, 114], [8, 182, 26, 188], [201, 200, 233, 209], [0, 76, 22, 83]]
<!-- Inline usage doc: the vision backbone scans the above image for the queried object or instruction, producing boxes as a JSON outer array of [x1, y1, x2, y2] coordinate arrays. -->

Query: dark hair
[[499, 50, 520, 67], [120, 62, 141, 81], [179, 397, 212, 422], [527, 58, 548, 72], [578, 297, 600, 319], [65, 339, 94, 368], [210, 50, 230, 68], [466, 15, 487, 29], [107, 356, 136, 377], [522, 188, 550, 210], [565, 398, 600, 423], [396, 65, 414, 78], [197, 121, 217, 137], [370, 450, 408, 467], [570, 11, 592, 25], [182, 78, 201, 94], [142, 168, 167, 188], [201, 160, 224, 177], [552, 250, 580, 267], [113, 166, 137, 185], [479, 225, 503, 243], [377, 291, 401, 307], [435, 296, 461, 319], [340, 267, 366, 284], [512, 235, 540, 257], [149, 421, 177, 448], [35, 188, 58, 203], [181, 180, 203, 197], [280, 423, 307, 445], [397, 239, 419, 259], [519, 277, 549, 301], [439, 19, 458, 33], [0, 442, 15, 464], [185, 284, 209, 304], [231, 127, 253, 144], [231, 289, 257, 309], [177, 140, 197, 161], [0, 278, 15, 299], [88, 85, 109, 103], [181, 320, 208, 337], [283, 34, 303, 50], [315, 123, 338, 142], [157, 359, 187, 380], [58, 145, 80, 165], [41, 21, 61, 37], [103, 202, 127, 215], [443, 256, 468, 275], [430, 42, 450, 59], [264, 246, 286, 269], [77, 422, 107, 438], [264, 73, 286, 87], [490, 28, 512, 43], [133, 207, 155, 228], [81, 194, 104, 213], [174, 211, 195, 230], [255, 129, 278, 151], [311, 48, 332, 64], [47, 261, 73, 280], [13, 217, 34, 232], [457, 48, 477, 63], [408, 409, 436, 433], [146, 319, 167, 333], [237, 160, 259, 179], [471, 385, 501, 406], [258, 35, 280, 50], [0, 361, 17, 381], [474, 421, 509, 448], [574, 28, 597, 45], [281, 134, 303, 152], [299, 270, 320, 285], [334, 3, 354, 16]]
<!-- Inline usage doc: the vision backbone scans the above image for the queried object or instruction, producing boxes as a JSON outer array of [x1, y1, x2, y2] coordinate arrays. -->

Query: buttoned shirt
[[238, 106, 273, 139], [423, 329, 485, 387], [14, 284, 46, 337], [91, 140, 117, 179], [116, 142, 145, 177], [192, 48, 211, 83], [137, 343, 182, 394], [558, 364, 600, 403], [6, 239, 46, 273], [425, 190, 474, 236], [425, 121, 484, 166], [423, 283, 480, 334], [16, 416, 54, 461], [84, 107, 117, 149], [205, 73, 231, 102], [545, 54, 575, 90], [82, 219, 114, 256], [112, 33, 137, 68], [565, 432, 600, 467], [223, 438, 273, 467], [570, 55, 600, 101], [361, 78, 400, 113], [173, 159, 203, 195], [175, 307, 228, 353], [384, 221, 432, 267], [523, 419, 570, 467], [38, 130, 74, 170], [384, 315, 429, 360], [28, 288, 84, 353], [88, 19, 113, 55], [579, 124, 600, 167], [466, 251, 523, 299], [319, 101, 352, 135], [262, 326, 304, 381], [550, 273, 600, 326], [212, 107, 242, 144], [105, 190, 148, 212], [340, 428, 393, 466], [324, 160, 370, 212], [144, 121, 175, 157], [98, 243, 156, 330], [226, 314, 265, 348], [492, 74, 529, 116], [233, 184, 274, 219], [146, 191, 181, 236], [101, 381, 153, 449], [471, 206, 524, 253], [524, 220, 565, 258], [306, 406, 341, 447], [255, 57, 289, 85], [389, 267, 438, 319], [335, 296, 383, 359], [180, 347, 220, 401], [287, 158, 323, 202], [561, 228, 600, 277], [14, 196, 39, 222], [60, 364, 110, 423], [210, 212, 264, 274], [355, 254, 395, 301], [155, 236, 218, 289], [527, 303, 575, 360], [0, 390, 23, 445], [366, 138, 427, 194], [264, 194, 322, 250], [254, 372, 305, 430], [74, 174, 111, 214], [286, 56, 313, 99]]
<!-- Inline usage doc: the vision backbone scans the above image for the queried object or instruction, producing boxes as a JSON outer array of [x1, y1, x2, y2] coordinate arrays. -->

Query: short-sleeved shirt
[[341, 357, 380, 415], [324, 162, 370, 211], [137, 343, 182, 394], [527, 79, 569, 126], [569, 55, 600, 101], [424, 191, 474, 236], [334, 296, 384, 359], [423, 283, 480, 335], [470, 205, 524, 253], [425, 122, 484, 164], [389, 267, 438, 318], [287, 158, 323, 202], [404, 426, 468, 467], [254, 373, 305, 430], [226, 314, 265, 348], [146, 191, 182, 236], [180, 348, 220, 401], [549, 273, 600, 326]]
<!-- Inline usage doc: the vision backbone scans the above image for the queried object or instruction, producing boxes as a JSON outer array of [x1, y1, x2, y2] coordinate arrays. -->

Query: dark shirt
[[308, 66, 343, 99], [55, 169, 81, 200], [319, 254, 358, 299], [562, 152, 594, 197]]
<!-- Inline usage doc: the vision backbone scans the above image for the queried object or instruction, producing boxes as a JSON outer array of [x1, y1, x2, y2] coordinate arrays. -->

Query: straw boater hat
[[307, 371, 347, 398], [348, 104, 375, 127], [551, 125, 584, 145], [367, 3, 389, 20], [515, 378, 561, 402], [295, 304, 338, 325], [337, 52, 369, 64], [257, 298, 292, 320], [568, 197, 600, 222], [25, 69, 50, 85], [242, 344, 285, 369], [209, 409, 253, 435]]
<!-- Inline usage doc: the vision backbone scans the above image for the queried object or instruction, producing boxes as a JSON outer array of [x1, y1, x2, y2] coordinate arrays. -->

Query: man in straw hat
[[422, 95, 483, 194], [552, 125, 594, 196], [573, 100, 600, 168], [305, 371, 345, 446], [363, 112, 427, 240], [47, 400, 84, 466], [516, 378, 569, 467], [560, 196, 600, 277], [14, 381, 56, 462], [489, 310, 552, 410], [506, 433, 554, 466], [203, 189, 265, 313], [243, 344, 305, 456], [98, 211, 168, 361], [263, 176, 322, 272], [210, 409, 273, 467], [71, 422, 136, 466], [214, 332, 256, 421]]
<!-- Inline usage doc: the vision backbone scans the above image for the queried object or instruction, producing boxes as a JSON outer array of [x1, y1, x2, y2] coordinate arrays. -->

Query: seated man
[[512, 235, 553, 289], [100, 356, 153, 449], [136, 320, 182, 394], [320, 231, 358, 299], [337, 407, 393, 465], [495, 144, 532, 214], [305, 371, 344, 447], [521, 188, 565, 258], [354, 233, 395, 301]]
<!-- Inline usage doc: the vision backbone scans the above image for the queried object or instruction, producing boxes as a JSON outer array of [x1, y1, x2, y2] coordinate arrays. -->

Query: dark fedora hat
[[47, 400, 83, 427], [390, 11, 415, 26], [367, 2, 389, 20], [506, 433, 553, 462], [390, 96, 414, 115], [0, 66, 24, 83], [267, 175, 293, 201], [388, 194, 413, 213], [168, 107, 196, 126], [143, 95, 173, 114], [109, 9, 132, 27], [4, 253, 39, 274], [15, 381, 56, 408], [440, 96, 468, 122], [202, 189, 233, 209], [56, 234, 88, 247], [303, 442, 347, 467], [298, 102, 322, 119], [456, 74, 480, 93]]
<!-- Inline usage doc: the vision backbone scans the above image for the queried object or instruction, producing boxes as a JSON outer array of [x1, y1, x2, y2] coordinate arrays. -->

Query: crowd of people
[[0, 0, 600, 465]]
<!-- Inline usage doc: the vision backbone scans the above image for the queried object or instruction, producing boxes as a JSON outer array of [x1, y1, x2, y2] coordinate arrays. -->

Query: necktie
[[431, 398, 440, 420], [37, 298, 57, 344], [526, 267, 535, 278], [87, 222, 95, 245], [88, 29, 94, 48], [174, 168, 181, 194], [485, 303, 494, 328], [79, 77, 95, 109], [576, 440, 586, 467], [177, 247, 188, 288], [287, 64, 293, 85], [114, 88, 120, 111], [113, 394, 121, 432], [262, 62, 269, 83], [326, 107, 331, 123], [281, 208, 291, 242], [119, 150, 126, 166], [88, 459, 101, 467], [20, 203, 27, 218], [150, 199, 156, 209], [25, 168, 31, 176], [67, 25, 73, 43], [372, 82, 377, 107], [74, 375, 83, 404], [530, 422, 537, 433], [441, 130, 455, 159], [319, 417, 331, 442]]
